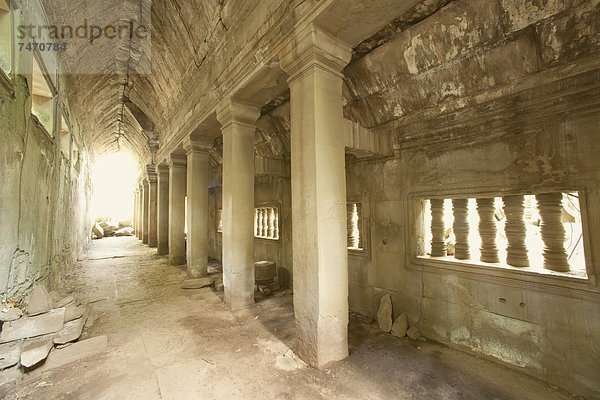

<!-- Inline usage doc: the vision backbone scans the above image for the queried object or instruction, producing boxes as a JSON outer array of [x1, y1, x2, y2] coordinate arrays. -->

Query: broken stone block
[[42, 336, 107, 371], [0, 342, 21, 369], [92, 223, 104, 239], [377, 294, 393, 332], [1, 308, 65, 343], [181, 277, 213, 289], [20, 338, 53, 368], [64, 305, 85, 323], [54, 316, 86, 345], [407, 326, 421, 340], [115, 227, 134, 236], [55, 295, 75, 309], [0, 307, 23, 322], [391, 313, 408, 338], [254, 261, 276, 283], [27, 285, 53, 316]]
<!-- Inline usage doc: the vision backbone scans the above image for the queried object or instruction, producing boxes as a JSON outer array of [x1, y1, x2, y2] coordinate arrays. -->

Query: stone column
[[536, 193, 569, 272], [157, 164, 170, 256], [280, 23, 352, 368], [183, 134, 212, 278], [147, 165, 158, 248], [216, 99, 259, 310], [168, 154, 187, 265], [452, 198, 469, 260], [133, 189, 139, 238], [136, 186, 143, 239], [477, 198, 499, 263], [142, 179, 149, 244], [430, 199, 446, 257], [503, 195, 529, 267]]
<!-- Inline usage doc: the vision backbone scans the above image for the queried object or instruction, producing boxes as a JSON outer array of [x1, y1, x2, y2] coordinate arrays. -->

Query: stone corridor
[[1, 237, 579, 399]]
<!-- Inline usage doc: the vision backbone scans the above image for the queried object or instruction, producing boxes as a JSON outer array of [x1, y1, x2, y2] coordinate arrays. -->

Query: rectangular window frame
[[254, 203, 280, 242], [31, 50, 58, 139], [408, 188, 598, 296], [0, 0, 14, 89]]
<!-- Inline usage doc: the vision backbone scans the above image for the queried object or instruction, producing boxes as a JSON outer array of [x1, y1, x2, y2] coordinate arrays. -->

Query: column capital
[[183, 134, 213, 155], [216, 98, 261, 130], [167, 153, 187, 168], [146, 164, 158, 183], [157, 163, 169, 175], [279, 23, 352, 82]]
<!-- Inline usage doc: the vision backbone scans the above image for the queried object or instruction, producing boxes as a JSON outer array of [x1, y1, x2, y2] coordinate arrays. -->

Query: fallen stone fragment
[[391, 313, 408, 338], [1, 308, 65, 343], [214, 281, 224, 292], [42, 336, 107, 371], [64, 305, 85, 323], [181, 278, 213, 289], [55, 296, 75, 309], [407, 326, 421, 340], [54, 316, 87, 345], [92, 223, 104, 239], [0, 342, 21, 369], [20, 338, 53, 368], [0, 307, 23, 322], [377, 294, 393, 332], [27, 285, 53, 316]]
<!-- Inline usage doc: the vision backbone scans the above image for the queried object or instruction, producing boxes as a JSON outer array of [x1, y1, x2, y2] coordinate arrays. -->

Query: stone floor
[[1, 237, 579, 399]]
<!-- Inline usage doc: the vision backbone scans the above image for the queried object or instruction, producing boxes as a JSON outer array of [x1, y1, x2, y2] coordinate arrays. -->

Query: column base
[[157, 246, 168, 256], [187, 260, 208, 278], [225, 294, 254, 311], [169, 255, 186, 265]]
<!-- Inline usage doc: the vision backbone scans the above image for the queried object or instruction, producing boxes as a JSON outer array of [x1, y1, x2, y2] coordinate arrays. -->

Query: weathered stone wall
[[342, 0, 600, 397], [0, 3, 92, 304]]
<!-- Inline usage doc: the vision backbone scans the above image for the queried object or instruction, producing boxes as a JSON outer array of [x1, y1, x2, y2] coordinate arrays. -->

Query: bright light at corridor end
[[91, 152, 138, 223]]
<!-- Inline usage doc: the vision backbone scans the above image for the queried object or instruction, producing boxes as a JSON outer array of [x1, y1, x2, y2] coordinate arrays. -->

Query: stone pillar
[[136, 186, 142, 239], [147, 165, 158, 248], [452, 198, 469, 260], [503, 195, 529, 267], [536, 193, 569, 272], [142, 179, 149, 244], [280, 23, 352, 368], [216, 99, 259, 310], [157, 164, 170, 256], [477, 198, 499, 263], [133, 189, 139, 238], [168, 154, 187, 265], [183, 135, 212, 278], [430, 199, 446, 257]]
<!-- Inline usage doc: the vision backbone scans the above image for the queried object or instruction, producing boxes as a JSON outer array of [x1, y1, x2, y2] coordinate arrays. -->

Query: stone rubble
[[0, 286, 106, 381], [391, 313, 409, 338], [407, 326, 421, 340], [377, 294, 393, 332]]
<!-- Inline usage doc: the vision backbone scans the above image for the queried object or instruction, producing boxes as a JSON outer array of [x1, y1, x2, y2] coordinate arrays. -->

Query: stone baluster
[[430, 199, 446, 257], [263, 209, 268, 237], [274, 211, 279, 239], [268, 209, 275, 238], [254, 209, 259, 237], [452, 199, 470, 260], [536, 193, 570, 272], [503, 195, 529, 267], [477, 198, 499, 263]]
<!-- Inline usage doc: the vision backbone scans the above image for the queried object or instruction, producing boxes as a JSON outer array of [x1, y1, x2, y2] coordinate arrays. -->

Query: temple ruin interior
[[0, 0, 599, 398]]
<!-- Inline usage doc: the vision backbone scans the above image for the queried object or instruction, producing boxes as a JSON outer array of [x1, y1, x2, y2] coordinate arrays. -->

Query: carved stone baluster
[[254, 209, 259, 236], [262, 209, 268, 237], [430, 199, 446, 257], [477, 198, 500, 263], [503, 195, 529, 267], [452, 199, 470, 260], [274, 210, 279, 240], [257, 209, 263, 237], [268, 209, 275, 238], [536, 193, 570, 272]]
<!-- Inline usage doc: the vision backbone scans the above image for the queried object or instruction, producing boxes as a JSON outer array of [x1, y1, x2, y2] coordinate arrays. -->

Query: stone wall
[[342, 0, 600, 397], [0, 3, 91, 303]]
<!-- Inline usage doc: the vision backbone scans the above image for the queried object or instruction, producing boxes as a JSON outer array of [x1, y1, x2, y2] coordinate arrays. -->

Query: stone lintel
[[279, 23, 352, 82]]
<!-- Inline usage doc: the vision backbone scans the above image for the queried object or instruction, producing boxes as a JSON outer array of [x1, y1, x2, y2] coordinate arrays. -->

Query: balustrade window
[[254, 207, 279, 240], [420, 192, 586, 278], [347, 202, 363, 250]]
